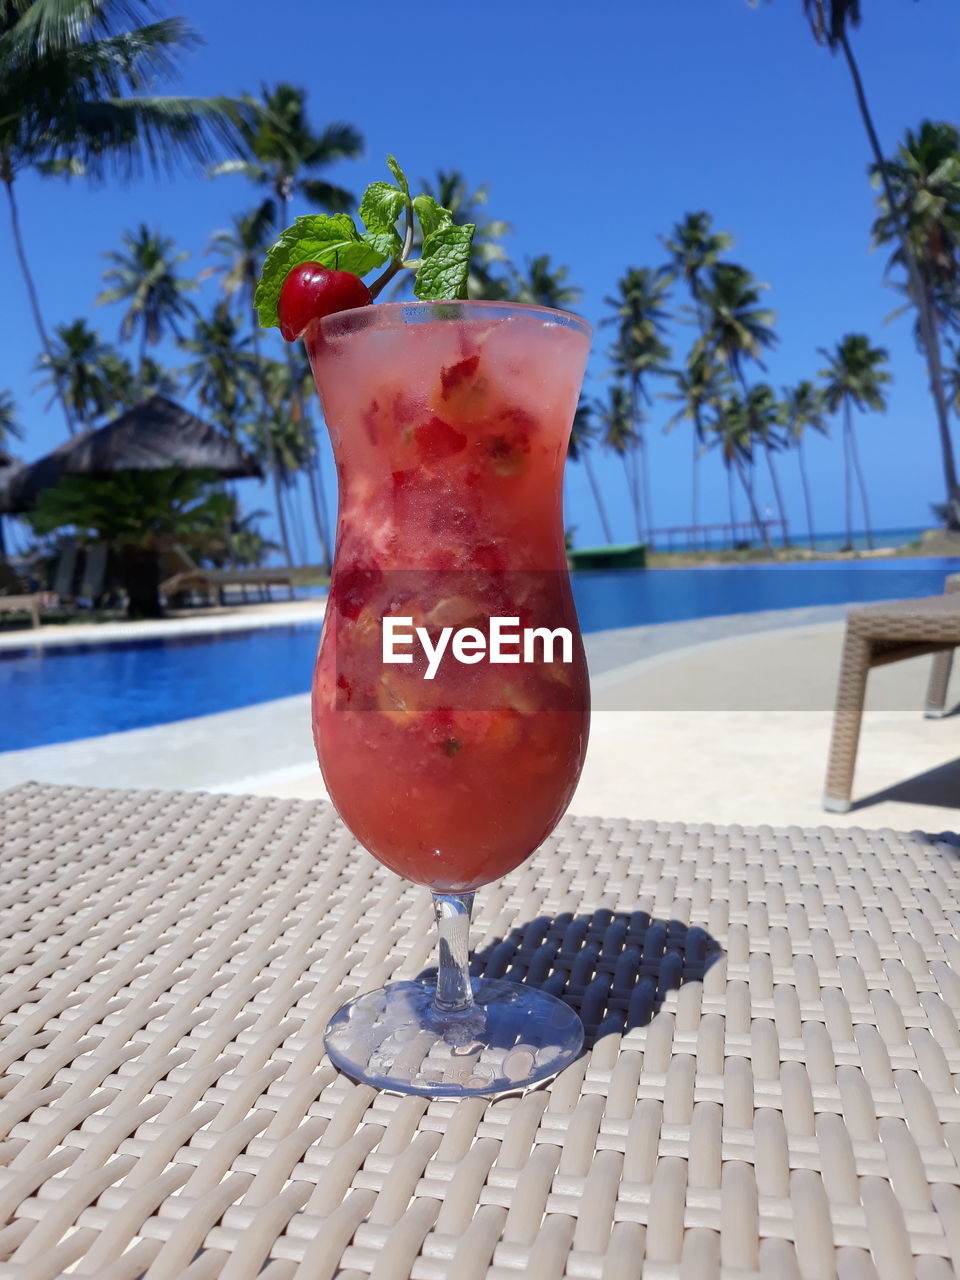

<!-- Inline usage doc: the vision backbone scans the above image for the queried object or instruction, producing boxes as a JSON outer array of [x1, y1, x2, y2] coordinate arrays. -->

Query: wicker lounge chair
[[0, 563, 43, 628], [159, 544, 299, 605], [822, 573, 960, 812]]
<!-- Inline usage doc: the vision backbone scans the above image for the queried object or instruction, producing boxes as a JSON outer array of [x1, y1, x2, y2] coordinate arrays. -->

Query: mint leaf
[[255, 214, 389, 328], [414, 223, 475, 301], [363, 227, 402, 260], [413, 194, 453, 240], [386, 154, 410, 197], [359, 181, 405, 233]]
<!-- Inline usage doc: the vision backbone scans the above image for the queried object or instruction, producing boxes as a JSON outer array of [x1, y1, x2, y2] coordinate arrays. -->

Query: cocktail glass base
[[323, 978, 584, 1097]]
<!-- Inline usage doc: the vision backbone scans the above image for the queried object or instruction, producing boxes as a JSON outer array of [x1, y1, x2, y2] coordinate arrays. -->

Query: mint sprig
[[256, 156, 477, 329], [414, 223, 475, 301]]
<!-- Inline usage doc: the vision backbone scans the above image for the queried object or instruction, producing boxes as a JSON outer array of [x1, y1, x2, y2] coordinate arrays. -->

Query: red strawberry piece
[[334, 566, 383, 620], [440, 354, 481, 398], [414, 416, 467, 462]]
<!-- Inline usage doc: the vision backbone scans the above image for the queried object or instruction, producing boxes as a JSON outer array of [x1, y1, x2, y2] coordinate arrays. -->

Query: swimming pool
[[3, 559, 958, 752]]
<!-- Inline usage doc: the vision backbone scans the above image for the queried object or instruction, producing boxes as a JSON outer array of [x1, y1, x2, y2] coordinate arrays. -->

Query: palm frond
[[2, 0, 161, 58], [54, 94, 246, 178], [297, 177, 354, 213], [207, 157, 263, 180], [304, 120, 363, 165]]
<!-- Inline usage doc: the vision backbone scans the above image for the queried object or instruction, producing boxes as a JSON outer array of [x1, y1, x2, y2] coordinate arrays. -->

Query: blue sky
[[5, 0, 960, 556]]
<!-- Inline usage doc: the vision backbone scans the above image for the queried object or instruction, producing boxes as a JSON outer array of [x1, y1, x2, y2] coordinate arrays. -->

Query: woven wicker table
[[2, 782, 960, 1279]]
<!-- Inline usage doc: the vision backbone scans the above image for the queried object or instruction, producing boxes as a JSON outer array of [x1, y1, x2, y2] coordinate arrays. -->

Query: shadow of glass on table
[[420, 910, 723, 1051]]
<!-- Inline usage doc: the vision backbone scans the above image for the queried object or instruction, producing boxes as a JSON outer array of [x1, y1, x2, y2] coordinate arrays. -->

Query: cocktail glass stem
[[431, 891, 476, 1013]]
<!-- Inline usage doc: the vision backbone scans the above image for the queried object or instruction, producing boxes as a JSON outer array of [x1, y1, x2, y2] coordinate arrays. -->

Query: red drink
[[308, 302, 591, 892]]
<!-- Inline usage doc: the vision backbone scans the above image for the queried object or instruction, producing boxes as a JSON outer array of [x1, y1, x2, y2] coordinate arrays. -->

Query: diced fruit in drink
[[336, 567, 382, 619], [433, 353, 496, 423], [424, 595, 480, 629], [413, 416, 467, 462], [310, 308, 591, 891]]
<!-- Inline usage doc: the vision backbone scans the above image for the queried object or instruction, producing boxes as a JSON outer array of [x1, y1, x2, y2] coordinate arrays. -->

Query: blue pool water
[[2, 559, 959, 752]]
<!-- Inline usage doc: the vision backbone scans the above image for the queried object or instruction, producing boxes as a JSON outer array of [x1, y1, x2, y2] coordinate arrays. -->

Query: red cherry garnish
[[278, 262, 372, 341]]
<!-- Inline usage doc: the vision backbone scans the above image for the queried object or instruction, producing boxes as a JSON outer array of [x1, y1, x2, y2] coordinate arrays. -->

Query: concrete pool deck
[[2, 602, 957, 833], [0, 597, 326, 649]]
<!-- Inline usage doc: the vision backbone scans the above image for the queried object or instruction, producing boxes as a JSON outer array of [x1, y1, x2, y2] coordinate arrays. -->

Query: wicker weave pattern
[[2, 783, 960, 1278], [824, 591, 960, 811]]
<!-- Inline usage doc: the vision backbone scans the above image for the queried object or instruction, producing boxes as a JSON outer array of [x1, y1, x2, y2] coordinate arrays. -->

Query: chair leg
[[823, 632, 872, 813], [924, 649, 954, 719]]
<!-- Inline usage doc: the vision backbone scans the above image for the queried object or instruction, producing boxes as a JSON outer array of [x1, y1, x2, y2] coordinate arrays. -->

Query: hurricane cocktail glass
[[308, 300, 591, 1096]]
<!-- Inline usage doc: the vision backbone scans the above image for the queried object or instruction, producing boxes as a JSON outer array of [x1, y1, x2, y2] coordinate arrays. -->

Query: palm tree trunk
[[691, 430, 700, 534], [306, 461, 332, 569], [249, 310, 294, 567], [289, 476, 309, 565], [632, 441, 649, 547], [4, 175, 77, 436], [734, 453, 772, 551], [726, 462, 737, 542], [839, 31, 960, 527], [137, 324, 149, 394], [621, 453, 642, 543], [847, 414, 874, 550], [764, 445, 791, 546], [842, 407, 854, 552], [796, 435, 817, 550], [297, 479, 311, 565], [632, 377, 654, 548], [270, 466, 295, 565], [583, 450, 614, 544], [639, 428, 654, 549]]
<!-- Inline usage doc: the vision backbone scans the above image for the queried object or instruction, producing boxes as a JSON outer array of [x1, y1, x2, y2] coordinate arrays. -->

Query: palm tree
[[179, 303, 263, 567], [661, 213, 734, 533], [605, 267, 672, 545], [284, 343, 333, 569], [871, 122, 960, 526], [699, 262, 778, 549], [210, 79, 356, 559], [872, 122, 960, 330], [98, 351, 178, 415], [946, 345, 960, 416], [98, 226, 197, 384], [661, 212, 734, 326], [664, 350, 731, 535], [33, 320, 114, 432], [804, 1, 959, 525], [0, 390, 23, 558], [0, 391, 21, 450], [205, 204, 276, 316], [247, 357, 316, 567], [819, 334, 892, 551], [416, 170, 512, 300], [598, 382, 642, 537], [781, 380, 829, 550], [1, 0, 244, 435], [511, 255, 582, 310], [744, 383, 790, 546], [568, 396, 614, 544], [179, 304, 260, 440], [709, 395, 766, 540], [698, 263, 778, 389], [210, 82, 362, 228], [204, 204, 329, 563]]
